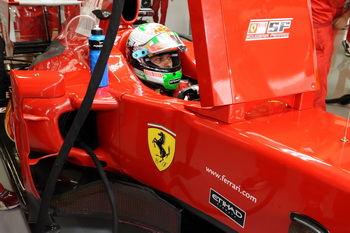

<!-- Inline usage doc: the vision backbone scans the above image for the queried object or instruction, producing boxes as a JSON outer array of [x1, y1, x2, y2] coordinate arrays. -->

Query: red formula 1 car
[[2, 0, 350, 232]]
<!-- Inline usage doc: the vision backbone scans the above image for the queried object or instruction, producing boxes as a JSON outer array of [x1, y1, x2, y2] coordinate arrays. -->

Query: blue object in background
[[89, 26, 108, 87]]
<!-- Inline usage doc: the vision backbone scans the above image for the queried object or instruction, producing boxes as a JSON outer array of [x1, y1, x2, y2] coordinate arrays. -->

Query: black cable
[[78, 141, 118, 233], [326, 94, 350, 105], [34, 0, 125, 232]]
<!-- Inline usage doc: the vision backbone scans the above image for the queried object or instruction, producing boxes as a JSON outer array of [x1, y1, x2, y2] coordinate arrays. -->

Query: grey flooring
[[0, 148, 30, 233], [326, 28, 350, 117]]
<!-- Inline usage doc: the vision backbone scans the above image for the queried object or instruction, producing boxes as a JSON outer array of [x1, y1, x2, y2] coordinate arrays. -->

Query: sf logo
[[267, 21, 291, 33]]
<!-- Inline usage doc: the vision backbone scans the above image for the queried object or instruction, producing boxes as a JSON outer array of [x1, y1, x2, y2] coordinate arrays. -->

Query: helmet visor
[[132, 32, 186, 59], [144, 51, 181, 71]]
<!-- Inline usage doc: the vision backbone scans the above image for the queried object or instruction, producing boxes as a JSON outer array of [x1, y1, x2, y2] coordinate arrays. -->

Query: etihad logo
[[209, 189, 246, 228], [148, 123, 176, 171], [246, 18, 292, 41]]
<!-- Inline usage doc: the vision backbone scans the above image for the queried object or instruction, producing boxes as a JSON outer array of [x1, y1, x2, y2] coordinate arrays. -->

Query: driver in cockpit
[[126, 23, 199, 100]]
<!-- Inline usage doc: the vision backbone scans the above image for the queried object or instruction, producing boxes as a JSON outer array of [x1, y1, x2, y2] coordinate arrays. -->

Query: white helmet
[[126, 23, 187, 90]]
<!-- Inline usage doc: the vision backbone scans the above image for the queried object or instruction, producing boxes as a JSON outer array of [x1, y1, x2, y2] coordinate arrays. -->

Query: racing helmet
[[126, 23, 187, 90]]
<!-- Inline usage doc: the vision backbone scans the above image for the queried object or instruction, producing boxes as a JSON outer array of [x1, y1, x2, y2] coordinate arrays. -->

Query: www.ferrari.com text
[[205, 167, 258, 203]]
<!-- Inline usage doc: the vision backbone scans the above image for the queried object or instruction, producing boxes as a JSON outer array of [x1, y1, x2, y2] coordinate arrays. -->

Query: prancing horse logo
[[153, 132, 170, 162], [148, 123, 176, 171]]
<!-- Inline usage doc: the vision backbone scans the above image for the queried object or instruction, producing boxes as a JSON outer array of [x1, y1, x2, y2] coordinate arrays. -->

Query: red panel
[[188, 0, 317, 107]]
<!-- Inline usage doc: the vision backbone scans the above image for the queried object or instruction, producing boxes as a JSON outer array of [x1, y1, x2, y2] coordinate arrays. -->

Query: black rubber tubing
[[34, 0, 125, 232], [79, 140, 118, 233]]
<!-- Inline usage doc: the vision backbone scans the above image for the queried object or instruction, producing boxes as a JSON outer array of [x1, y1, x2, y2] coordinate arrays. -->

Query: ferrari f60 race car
[[1, 0, 350, 232]]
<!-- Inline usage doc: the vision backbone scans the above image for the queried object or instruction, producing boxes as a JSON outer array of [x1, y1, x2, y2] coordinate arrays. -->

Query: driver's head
[[150, 53, 173, 68], [126, 23, 187, 90]]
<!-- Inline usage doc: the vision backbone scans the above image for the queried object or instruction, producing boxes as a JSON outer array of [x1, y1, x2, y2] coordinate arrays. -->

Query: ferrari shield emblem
[[148, 123, 176, 171]]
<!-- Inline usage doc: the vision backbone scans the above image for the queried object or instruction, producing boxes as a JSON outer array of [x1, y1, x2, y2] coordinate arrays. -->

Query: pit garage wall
[[165, 0, 191, 36], [145, 0, 191, 36]]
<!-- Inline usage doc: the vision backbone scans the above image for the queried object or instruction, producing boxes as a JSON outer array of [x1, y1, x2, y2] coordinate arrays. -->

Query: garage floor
[[1, 29, 350, 233], [326, 28, 350, 118], [0, 157, 30, 233]]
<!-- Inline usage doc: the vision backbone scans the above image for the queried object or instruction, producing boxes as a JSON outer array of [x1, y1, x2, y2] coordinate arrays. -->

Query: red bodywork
[[5, 0, 350, 232]]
